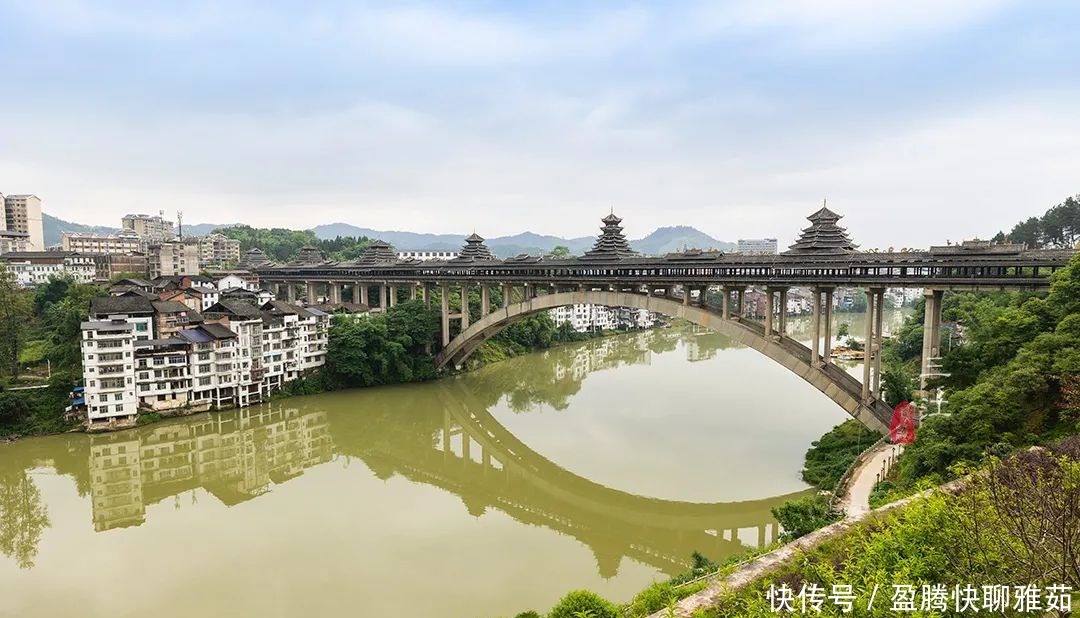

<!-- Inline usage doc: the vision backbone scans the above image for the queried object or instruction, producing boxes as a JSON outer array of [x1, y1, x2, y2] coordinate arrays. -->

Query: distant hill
[[632, 226, 736, 254], [43, 213, 119, 247], [311, 223, 730, 257]]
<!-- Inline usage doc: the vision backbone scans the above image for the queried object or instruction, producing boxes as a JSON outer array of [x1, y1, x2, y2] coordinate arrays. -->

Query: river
[[0, 311, 906, 618]]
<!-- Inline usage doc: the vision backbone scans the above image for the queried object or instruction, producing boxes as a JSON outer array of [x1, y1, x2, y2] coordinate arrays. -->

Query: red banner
[[889, 402, 917, 444]]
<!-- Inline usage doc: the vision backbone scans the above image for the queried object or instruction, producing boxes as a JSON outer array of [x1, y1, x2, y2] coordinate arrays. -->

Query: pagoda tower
[[453, 233, 496, 261], [783, 206, 857, 255], [356, 240, 398, 265], [582, 212, 637, 259]]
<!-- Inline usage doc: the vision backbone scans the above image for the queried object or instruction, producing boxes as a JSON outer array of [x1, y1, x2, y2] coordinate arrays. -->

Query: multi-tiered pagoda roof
[[296, 246, 326, 264], [356, 240, 397, 265], [238, 247, 272, 269], [451, 233, 496, 262], [783, 206, 857, 255], [582, 213, 637, 260]]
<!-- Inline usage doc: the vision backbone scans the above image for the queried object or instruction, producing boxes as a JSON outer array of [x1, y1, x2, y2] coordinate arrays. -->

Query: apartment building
[[0, 230, 29, 254], [62, 230, 142, 254], [81, 296, 329, 430], [148, 239, 200, 278], [0, 251, 96, 287], [91, 253, 149, 281], [122, 214, 175, 243], [198, 233, 242, 268], [736, 238, 778, 255], [0, 193, 45, 251]]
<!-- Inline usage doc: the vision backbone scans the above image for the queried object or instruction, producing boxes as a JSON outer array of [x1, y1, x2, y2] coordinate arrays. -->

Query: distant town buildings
[[737, 238, 778, 255], [397, 250, 459, 261], [549, 304, 660, 332], [0, 230, 29, 254], [122, 213, 175, 244], [0, 193, 45, 251]]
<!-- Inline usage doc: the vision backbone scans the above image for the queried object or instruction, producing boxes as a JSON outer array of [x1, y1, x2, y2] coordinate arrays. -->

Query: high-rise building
[[737, 238, 778, 255], [148, 239, 200, 278], [122, 213, 175, 244], [1, 194, 45, 251]]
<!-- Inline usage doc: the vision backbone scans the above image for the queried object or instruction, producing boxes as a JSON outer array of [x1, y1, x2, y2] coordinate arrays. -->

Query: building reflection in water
[[23, 324, 798, 579], [88, 407, 332, 531]]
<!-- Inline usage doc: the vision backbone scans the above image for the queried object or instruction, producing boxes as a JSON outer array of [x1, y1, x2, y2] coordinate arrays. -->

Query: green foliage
[[324, 300, 440, 388], [0, 371, 80, 436], [1002, 193, 1080, 248], [215, 225, 372, 262], [770, 494, 837, 542], [547, 590, 618, 618], [801, 420, 878, 491], [17, 340, 46, 366], [880, 360, 915, 407], [513, 613, 541, 618], [0, 269, 32, 378]]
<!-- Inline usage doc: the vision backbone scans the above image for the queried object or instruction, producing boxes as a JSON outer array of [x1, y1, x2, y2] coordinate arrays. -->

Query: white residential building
[[0, 251, 96, 287], [80, 296, 329, 430], [122, 213, 175, 243], [737, 238, 778, 255], [397, 250, 458, 261], [148, 240, 200, 278], [198, 233, 241, 267]]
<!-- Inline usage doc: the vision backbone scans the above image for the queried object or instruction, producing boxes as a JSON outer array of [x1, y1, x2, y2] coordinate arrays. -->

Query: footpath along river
[[0, 313, 904, 618]]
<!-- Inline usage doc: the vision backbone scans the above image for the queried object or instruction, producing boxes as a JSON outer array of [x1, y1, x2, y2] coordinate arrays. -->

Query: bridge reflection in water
[[50, 328, 799, 579]]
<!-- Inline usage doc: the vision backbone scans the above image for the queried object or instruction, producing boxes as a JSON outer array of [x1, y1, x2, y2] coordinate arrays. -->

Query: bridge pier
[[389, 284, 397, 307], [440, 284, 450, 346], [460, 284, 470, 329], [811, 286, 822, 366], [919, 289, 945, 393], [305, 281, 317, 303], [823, 288, 834, 363], [329, 281, 342, 304], [480, 285, 490, 316], [862, 288, 886, 402]]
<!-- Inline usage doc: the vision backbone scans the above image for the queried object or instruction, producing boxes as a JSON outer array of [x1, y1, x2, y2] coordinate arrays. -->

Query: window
[[135, 323, 148, 332]]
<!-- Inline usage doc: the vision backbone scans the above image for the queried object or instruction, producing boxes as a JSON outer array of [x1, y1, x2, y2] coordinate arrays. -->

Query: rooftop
[[90, 295, 155, 317]]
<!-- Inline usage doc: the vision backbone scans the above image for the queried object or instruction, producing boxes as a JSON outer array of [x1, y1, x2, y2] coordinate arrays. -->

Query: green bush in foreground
[[547, 590, 619, 618], [770, 494, 837, 542]]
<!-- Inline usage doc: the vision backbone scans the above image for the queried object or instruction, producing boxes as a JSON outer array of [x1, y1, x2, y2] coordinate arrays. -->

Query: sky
[[1, 0, 1078, 249]]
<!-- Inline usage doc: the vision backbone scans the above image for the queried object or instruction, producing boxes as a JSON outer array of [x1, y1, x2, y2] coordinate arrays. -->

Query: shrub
[[548, 590, 618, 618], [771, 494, 837, 541]]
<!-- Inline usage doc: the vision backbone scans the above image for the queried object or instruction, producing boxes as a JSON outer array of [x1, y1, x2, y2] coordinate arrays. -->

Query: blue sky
[[1, 0, 1078, 248]]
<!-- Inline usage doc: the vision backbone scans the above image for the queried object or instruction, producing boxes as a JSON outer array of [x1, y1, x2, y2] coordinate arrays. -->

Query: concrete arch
[[437, 290, 892, 433]]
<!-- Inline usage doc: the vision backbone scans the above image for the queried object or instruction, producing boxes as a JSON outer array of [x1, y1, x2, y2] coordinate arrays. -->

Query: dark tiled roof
[[201, 323, 239, 339], [90, 295, 155, 317], [205, 299, 263, 318], [151, 301, 204, 322], [451, 233, 496, 262], [311, 302, 369, 313], [260, 300, 301, 315]]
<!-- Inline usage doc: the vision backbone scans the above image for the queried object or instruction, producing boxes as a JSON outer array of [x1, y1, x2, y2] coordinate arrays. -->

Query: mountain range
[[310, 223, 735, 256], [43, 213, 735, 256]]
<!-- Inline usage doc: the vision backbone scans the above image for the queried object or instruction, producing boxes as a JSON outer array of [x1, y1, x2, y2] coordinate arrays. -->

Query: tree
[[547, 245, 571, 259], [0, 270, 32, 379], [0, 471, 50, 569]]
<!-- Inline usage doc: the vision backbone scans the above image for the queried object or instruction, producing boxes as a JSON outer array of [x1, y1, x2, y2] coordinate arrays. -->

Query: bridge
[[255, 206, 1075, 433]]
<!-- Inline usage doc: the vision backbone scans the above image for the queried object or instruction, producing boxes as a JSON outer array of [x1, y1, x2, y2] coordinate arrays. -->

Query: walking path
[[840, 442, 901, 519]]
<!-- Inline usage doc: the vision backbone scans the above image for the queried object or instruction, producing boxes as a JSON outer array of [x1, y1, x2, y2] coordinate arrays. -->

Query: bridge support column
[[422, 284, 430, 306], [440, 284, 451, 347], [919, 289, 944, 393], [460, 284, 470, 329], [285, 282, 295, 302], [305, 281, 317, 303], [410, 285, 418, 301], [358, 282, 368, 306], [502, 283, 513, 305], [823, 288, 834, 363], [721, 286, 731, 319], [778, 288, 789, 336], [863, 288, 886, 402], [811, 286, 822, 366], [872, 289, 884, 397], [736, 288, 744, 318], [329, 281, 342, 304], [389, 285, 397, 307], [683, 284, 690, 306], [480, 285, 490, 316], [764, 288, 775, 336]]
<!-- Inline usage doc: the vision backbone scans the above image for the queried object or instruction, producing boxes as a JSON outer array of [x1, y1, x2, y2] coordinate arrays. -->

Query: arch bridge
[[256, 207, 1076, 434]]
